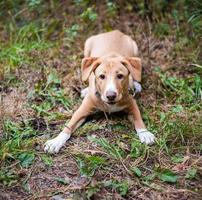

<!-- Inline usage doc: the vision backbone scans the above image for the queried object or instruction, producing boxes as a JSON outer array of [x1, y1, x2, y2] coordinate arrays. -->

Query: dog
[[44, 30, 155, 153]]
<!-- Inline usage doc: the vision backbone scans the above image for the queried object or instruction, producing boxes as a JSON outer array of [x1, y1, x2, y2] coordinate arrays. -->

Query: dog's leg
[[128, 99, 155, 144], [44, 96, 94, 153]]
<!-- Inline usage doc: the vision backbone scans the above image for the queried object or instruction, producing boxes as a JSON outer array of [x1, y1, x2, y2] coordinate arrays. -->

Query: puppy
[[44, 30, 155, 153]]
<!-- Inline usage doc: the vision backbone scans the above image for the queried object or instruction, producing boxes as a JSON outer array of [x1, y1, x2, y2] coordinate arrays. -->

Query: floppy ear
[[81, 57, 100, 82], [121, 57, 142, 82]]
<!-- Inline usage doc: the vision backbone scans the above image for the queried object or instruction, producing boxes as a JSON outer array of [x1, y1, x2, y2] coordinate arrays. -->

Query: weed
[[76, 154, 106, 177], [18, 152, 35, 168], [185, 168, 197, 180], [104, 180, 129, 196], [0, 169, 18, 186], [41, 154, 53, 166], [80, 7, 97, 22], [73, 0, 90, 7], [154, 23, 170, 36], [76, 122, 104, 136], [54, 177, 70, 185], [64, 24, 80, 42], [155, 67, 202, 104], [132, 167, 142, 177], [27, 0, 42, 9], [0, 23, 51, 76], [88, 136, 124, 159], [157, 169, 178, 183], [86, 185, 101, 199], [130, 139, 146, 159], [0, 1, 201, 199], [31, 70, 73, 121], [106, 1, 118, 16]]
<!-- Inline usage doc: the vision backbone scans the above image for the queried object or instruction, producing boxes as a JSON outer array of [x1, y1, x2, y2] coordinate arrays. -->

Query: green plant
[[154, 22, 170, 36], [73, 0, 90, 7], [104, 180, 129, 196], [0, 169, 18, 186], [31, 71, 72, 120], [132, 167, 142, 177], [26, 0, 42, 8], [64, 24, 80, 42], [18, 152, 35, 168], [185, 168, 197, 179], [130, 140, 146, 158], [0, 23, 50, 75], [1, 120, 37, 160], [88, 136, 124, 159], [80, 7, 97, 22], [76, 154, 106, 177], [188, 4, 202, 36], [155, 67, 202, 103], [158, 169, 178, 183], [106, 1, 118, 16]]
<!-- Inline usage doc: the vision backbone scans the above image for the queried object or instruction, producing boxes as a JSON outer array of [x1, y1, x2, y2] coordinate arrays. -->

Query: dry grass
[[0, 1, 201, 199]]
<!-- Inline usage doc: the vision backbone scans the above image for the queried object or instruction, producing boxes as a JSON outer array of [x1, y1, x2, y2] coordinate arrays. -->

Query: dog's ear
[[121, 57, 142, 82], [81, 57, 100, 82]]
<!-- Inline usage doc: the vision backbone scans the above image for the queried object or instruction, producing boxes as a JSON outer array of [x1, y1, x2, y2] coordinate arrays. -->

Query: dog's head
[[81, 56, 141, 104]]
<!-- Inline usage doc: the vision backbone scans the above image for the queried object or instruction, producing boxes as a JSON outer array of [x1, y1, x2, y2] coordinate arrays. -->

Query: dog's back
[[84, 30, 138, 57]]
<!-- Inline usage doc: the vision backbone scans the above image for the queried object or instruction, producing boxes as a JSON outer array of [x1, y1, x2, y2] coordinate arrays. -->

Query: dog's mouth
[[103, 100, 117, 105], [106, 101, 116, 105]]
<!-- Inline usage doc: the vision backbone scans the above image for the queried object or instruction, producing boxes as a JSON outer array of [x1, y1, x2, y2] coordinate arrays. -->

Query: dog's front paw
[[133, 81, 142, 93], [44, 132, 71, 153], [44, 138, 64, 154], [136, 129, 155, 145]]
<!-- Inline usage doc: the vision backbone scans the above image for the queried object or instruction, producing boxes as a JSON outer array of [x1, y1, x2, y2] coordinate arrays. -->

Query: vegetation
[[0, 0, 201, 199]]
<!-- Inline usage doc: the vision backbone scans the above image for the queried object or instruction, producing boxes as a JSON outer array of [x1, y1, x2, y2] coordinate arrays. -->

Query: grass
[[0, 1, 202, 199]]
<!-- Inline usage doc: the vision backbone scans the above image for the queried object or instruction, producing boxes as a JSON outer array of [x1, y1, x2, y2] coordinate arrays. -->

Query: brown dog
[[44, 30, 155, 153]]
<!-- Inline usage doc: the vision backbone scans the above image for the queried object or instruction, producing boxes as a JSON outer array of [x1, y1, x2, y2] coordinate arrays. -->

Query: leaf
[[41, 154, 53, 166], [18, 152, 35, 168], [130, 140, 143, 158], [104, 180, 128, 196], [54, 177, 70, 185], [172, 105, 183, 113], [171, 155, 184, 163], [86, 186, 100, 199], [76, 155, 106, 177], [88, 136, 123, 159], [116, 182, 128, 196], [47, 71, 60, 86], [132, 167, 142, 177], [160, 112, 166, 122], [103, 180, 113, 187], [0, 169, 18, 186], [158, 169, 178, 183], [143, 173, 156, 181], [185, 168, 197, 179], [80, 7, 97, 21], [112, 123, 128, 131]]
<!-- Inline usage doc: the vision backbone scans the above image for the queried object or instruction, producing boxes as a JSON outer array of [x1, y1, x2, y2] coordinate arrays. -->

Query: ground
[[0, 1, 202, 200]]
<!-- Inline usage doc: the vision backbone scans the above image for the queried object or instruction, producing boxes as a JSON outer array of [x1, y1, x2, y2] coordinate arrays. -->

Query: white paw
[[136, 129, 155, 145], [44, 132, 71, 153], [81, 87, 88, 98], [133, 81, 142, 93]]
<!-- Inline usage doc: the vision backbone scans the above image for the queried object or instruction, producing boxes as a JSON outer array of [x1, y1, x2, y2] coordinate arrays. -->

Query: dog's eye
[[117, 74, 123, 79], [99, 74, 105, 80]]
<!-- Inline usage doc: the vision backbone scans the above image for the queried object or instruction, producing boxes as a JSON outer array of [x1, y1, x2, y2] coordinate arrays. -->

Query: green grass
[[0, 22, 51, 77], [0, 1, 201, 199]]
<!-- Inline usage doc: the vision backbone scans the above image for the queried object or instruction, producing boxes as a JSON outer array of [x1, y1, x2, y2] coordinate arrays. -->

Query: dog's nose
[[106, 91, 117, 101]]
